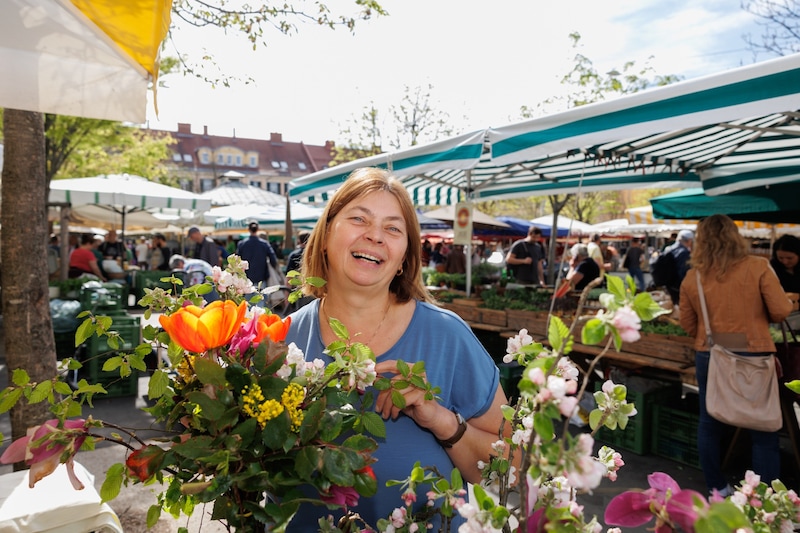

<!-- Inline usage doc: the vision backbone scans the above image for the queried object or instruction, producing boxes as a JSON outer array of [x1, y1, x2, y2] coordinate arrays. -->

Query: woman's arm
[[88, 259, 106, 282]]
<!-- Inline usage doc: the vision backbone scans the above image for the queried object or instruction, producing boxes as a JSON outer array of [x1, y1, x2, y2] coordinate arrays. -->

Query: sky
[[144, 0, 772, 147]]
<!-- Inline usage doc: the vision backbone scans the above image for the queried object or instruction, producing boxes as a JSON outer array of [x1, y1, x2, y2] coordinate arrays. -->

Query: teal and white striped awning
[[289, 53, 800, 205]]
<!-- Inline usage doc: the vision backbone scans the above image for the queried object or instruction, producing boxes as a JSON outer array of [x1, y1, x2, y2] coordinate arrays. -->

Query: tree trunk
[[2, 109, 58, 460]]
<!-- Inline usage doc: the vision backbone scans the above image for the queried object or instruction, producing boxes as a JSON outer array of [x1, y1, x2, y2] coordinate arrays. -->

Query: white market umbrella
[[0, 0, 172, 122], [529, 215, 593, 236], [49, 174, 211, 242], [422, 206, 511, 230]]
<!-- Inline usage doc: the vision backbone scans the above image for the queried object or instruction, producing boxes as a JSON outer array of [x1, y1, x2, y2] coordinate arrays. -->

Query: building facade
[[158, 123, 335, 194]]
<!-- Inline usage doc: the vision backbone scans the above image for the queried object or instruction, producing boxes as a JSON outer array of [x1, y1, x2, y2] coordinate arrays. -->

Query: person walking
[[679, 214, 792, 496], [187, 227, 221, 268], [623, 238, 645, 292], [505, 226, 545, 286], [236, 222, 278, 288]]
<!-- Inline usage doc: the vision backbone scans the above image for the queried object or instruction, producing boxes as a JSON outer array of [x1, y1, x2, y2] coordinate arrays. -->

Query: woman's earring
[[396, 266, 404, 276]]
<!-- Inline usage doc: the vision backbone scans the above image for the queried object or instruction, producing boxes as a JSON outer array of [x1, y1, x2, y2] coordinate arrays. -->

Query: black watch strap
[[436, 409, 467, 448]]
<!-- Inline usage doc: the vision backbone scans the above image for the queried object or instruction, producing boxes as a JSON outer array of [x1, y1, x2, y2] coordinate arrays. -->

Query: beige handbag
[[696, 271, 782, 433]]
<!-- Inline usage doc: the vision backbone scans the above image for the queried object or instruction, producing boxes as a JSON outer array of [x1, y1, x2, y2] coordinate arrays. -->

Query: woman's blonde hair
[[300, 167, 434, 303], [691, 214, 748, 281]]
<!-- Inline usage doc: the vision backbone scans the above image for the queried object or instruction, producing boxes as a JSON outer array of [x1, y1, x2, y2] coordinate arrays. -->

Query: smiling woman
[[283, 167, 512, 530]]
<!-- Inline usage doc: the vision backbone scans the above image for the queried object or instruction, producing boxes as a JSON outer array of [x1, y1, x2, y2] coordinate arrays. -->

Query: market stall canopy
[[0, 0, 172, 122], [290, 53, 800, 204], [529, 215, 593, 236], [199, 176, 285, 207], [68, 204, 169, 231], [421, 205, 511, 230], [213, 202, 324, 232], [650, 183, 800, 225], [49, 174, 211, 241]]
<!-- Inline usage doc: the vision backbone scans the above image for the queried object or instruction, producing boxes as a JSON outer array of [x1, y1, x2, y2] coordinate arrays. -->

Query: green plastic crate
[[594, 381, 680, 454], [132, 270, 176, 303], [80, 282, 127, 312], [650, 398, 701, 469], [87, 321, 141, 359], [91, 371, 139, 398], [498, 363, 524, 401]]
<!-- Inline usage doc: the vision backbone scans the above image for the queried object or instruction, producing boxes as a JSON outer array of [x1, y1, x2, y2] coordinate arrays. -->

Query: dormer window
[[298, 162, 307, 170], [271, 161, 281, 169]]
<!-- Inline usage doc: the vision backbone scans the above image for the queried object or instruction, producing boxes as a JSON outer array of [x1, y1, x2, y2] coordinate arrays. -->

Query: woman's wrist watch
[[436, 409, 467, 448]]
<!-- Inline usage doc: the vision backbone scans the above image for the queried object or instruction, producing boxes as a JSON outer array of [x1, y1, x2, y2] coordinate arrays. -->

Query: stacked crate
[[79, 283, 142, 397]]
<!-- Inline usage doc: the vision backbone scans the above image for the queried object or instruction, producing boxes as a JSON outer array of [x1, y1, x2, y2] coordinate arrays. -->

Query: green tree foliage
[[331, 84, 457, 165], [44, 115, 174, 183], [742, 0, 800, 56]]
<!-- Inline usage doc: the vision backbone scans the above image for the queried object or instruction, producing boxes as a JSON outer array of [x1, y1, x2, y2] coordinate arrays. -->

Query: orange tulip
[[159, 300, 247, 353], [253, 313, 291, 344]]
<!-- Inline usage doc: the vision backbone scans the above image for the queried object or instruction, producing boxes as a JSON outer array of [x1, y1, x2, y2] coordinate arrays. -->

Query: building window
[[280, 161, 288, 169], [172, 153, 182, 161], [201, 178, 214, 192], [217, 154, 224, 164], [267, 182, 281, 194], [227, 155, 233, 165], [298, 162, 307, 170], [249, 155, 257, 167], [183, 154, 193, 163], [271, 161, 280, 169], [250, 181, 261, 188], [201, 152, 210, 164], [236, 155, 242, 166]]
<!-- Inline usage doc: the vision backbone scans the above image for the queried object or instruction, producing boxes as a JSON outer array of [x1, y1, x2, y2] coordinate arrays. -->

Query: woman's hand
[[374, 359, 454, 437]]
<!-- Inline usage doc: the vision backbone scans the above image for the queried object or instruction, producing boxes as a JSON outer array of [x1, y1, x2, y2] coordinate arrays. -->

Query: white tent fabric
[[0, 0, 171, 122], [49, 174, 211, 211], [529, 215, 593, 235], [290, 54, 800, 205], [199, 179, 286, 207], [421, 206, 510, 229], [213, 203, 324, 231]]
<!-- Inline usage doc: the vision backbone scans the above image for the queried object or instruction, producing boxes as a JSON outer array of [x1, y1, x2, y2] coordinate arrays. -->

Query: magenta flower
[[605, 472, 707, 532], [321, 485, 360, 508], [0, 418, 90, 489], [227, 311, 259, 359]]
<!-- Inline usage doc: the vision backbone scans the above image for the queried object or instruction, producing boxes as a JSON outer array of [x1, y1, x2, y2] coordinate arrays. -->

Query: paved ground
[[1, 308, 799, 532]]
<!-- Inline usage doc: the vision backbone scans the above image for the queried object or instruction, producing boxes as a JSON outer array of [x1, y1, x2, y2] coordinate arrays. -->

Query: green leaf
[[261, 411, 292, 450], [581, 318, 607, 345], [11, 368, 30, 386], [606, 274, 626, 301], [29, 381, 53, 403], [76, 319, 94, 346], [391, 389, 406, 409], [633, 291, 671, 321], [185, 391, 226, 421], [299, 396, 326, 444], [194, 357, 227, 388], [146, 505, 163, 529], [147, 369, 169, 399], [328, 317, 350, 340], [321, 448, 355, 487], [396, 359, 410, 377], [450, 467, 464, 491], [100, 463, 124, 502], [786, 380, 800, 394], [533, 411, 554, 441], [102, 356, 123, 372], [360, 411, 386, 439], [0, 388, 23, 414], [411, 360, 426, 374], [588, 409, 603, 430], [295, 446, 321, 482], [54, 381, 73, 395]]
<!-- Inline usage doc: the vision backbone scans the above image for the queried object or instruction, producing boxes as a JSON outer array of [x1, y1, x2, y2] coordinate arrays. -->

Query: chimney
[[203, 125, 208, 136], [270, 132, 283, 143], [178, 123, 191, 134]]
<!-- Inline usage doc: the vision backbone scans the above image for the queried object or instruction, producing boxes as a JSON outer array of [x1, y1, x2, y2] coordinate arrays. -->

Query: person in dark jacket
[[771, 234, 800, 294], [187, 227, 221, 268], [236, 222, 278, 288]]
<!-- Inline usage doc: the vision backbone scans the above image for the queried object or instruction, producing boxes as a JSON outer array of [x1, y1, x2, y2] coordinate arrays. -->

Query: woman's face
[[776, 249, 799, 271], [325, 190, 409, 291]]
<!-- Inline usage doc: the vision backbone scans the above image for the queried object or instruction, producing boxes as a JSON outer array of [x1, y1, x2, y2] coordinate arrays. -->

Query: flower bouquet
[[0, 257, 392, 532]]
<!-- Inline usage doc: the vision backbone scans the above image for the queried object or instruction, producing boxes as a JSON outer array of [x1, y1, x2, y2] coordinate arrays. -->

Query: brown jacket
[[679, 255, 792, 353]]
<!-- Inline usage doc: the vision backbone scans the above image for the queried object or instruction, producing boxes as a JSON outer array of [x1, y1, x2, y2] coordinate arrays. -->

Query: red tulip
[[126, 444, 166, 482]]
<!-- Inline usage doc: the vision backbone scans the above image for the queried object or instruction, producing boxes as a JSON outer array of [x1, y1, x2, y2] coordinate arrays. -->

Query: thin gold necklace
[[320, 297, 391, 348]]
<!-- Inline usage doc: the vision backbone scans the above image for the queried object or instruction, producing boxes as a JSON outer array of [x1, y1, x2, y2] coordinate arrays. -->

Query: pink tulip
[[321, 485, 360, 508], [0, 419, 90, 489], [605, 472, 707, 532]]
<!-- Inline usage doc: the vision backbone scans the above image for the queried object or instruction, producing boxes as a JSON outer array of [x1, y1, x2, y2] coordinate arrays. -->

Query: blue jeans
[[695, 350, 780, 492], [628, 266, 645, 292]]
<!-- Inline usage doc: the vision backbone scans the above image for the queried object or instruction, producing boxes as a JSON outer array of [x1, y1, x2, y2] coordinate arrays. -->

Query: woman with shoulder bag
[[679, 214, 793, 495]]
